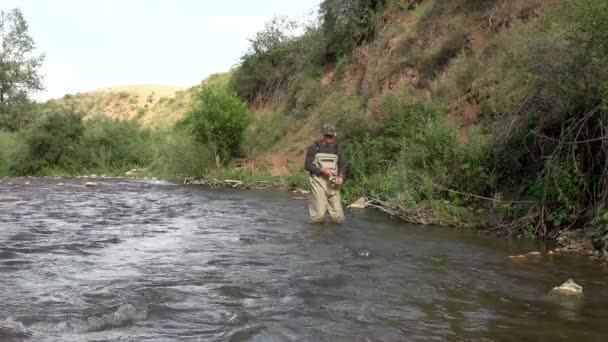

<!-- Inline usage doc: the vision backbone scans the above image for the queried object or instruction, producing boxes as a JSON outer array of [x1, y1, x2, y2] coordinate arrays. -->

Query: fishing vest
[[313, 153, 339, 171], [312, 142, 340, 172]]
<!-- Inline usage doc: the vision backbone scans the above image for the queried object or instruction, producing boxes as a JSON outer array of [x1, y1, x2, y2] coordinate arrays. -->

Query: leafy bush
[[566, 0, 608, 62], [68, 115, 155, 174], [0, 131, 26, 176], [0, 93, 36, 131], [11, 110, 84, 175], [343, 95, 459, 202], [179, 86, 252, 161], [591, 209, 608, 250], [153, 128, 216, 178]]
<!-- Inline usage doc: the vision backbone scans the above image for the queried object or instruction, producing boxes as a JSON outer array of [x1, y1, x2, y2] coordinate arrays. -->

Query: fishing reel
[[329, 175, 343, 187]]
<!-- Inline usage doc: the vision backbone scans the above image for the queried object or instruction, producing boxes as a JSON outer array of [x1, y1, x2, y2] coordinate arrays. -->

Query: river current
[[1, 178, 608, 341]]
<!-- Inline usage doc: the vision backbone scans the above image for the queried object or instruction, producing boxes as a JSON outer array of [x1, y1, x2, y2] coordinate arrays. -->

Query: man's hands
[[320, 167, 344, 185], [320, 167, 336, 177]]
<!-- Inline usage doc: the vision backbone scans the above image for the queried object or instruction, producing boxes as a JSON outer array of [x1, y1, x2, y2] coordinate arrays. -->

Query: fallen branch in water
[[366, 198, 460, 227], [183, 176, 285, 190]]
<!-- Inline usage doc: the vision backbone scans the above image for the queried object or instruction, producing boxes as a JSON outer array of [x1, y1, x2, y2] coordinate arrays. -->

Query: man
[[304, 123, 347, 224]]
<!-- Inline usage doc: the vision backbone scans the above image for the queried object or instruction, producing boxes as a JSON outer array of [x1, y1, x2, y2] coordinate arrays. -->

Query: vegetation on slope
[[44, 85, 191, 127], [228, 0, 608, 254]]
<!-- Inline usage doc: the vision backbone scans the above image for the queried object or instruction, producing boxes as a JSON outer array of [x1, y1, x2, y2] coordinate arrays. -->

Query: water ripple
[[1, 178, 608, 341]]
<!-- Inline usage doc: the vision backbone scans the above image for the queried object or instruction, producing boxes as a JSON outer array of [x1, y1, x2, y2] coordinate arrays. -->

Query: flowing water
[[1, 178, 608, 342]]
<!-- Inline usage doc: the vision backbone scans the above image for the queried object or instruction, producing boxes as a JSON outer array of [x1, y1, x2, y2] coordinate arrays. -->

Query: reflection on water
[[1, 178, 608, 341]]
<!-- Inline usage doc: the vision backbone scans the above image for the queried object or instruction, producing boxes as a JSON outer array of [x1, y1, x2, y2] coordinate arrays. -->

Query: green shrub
[[343, 95, 460, 204], [11, 110, 84, 175], [453, 126, 497, 195], [566, 0, 608, 61], [179, 86, 252, 161], [591, 209, 608, 250], [0, 131, 26, 176], [68, 115, 155, 174], [153, 129, 216, 179], [528, 157, 585, 227]]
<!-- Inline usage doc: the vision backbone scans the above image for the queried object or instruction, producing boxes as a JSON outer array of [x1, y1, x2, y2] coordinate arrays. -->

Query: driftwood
[[183, 176, 284, 190], [366, 198, 452, 227]]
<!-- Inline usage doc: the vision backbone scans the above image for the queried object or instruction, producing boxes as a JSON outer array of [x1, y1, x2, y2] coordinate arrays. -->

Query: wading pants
[[309, 175, 345, 223]]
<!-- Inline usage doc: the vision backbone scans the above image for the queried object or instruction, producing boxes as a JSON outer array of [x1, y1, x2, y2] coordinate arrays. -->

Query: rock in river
[[85, 182, 98, 188], [507, 255, 528, 265], [549, 279, 583, 297], [348, 197, 368, 209]]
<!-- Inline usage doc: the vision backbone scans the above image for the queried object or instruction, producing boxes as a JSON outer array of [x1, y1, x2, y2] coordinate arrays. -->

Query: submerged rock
[[507, 255, 528, 265], [292, 188, 309, 195], [85, 182, 97, 188], [86, 304, 141, 332], [549, 279, 583, 297], [347, 197, 368, 209]]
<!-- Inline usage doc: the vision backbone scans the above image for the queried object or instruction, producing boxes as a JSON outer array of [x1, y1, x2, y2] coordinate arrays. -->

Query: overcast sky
[[1, 0, 320, 100]]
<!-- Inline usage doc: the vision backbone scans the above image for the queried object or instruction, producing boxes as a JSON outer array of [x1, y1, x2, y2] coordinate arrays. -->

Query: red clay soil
[[245, 150, 305, 177]]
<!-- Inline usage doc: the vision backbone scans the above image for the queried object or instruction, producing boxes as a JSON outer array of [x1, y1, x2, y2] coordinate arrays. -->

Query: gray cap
[[321, 123, 336, 136]]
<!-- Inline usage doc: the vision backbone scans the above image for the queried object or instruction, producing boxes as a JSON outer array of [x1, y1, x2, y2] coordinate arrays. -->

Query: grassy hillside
[[233, 0, 557, 180], [241, 0, 551, 154], [43, 85, 193, 127]]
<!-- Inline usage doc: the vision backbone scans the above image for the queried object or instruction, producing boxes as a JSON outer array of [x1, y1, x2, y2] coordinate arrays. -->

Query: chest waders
[[309, 151, 345, 223]]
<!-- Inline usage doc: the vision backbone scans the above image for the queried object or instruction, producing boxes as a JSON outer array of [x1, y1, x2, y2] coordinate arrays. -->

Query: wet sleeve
[[338, 146, 347, 178], [304, 145, 322, 176]]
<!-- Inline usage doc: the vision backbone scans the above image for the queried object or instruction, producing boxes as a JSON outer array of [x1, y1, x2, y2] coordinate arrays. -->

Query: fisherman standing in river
[[304, 124, 347, 224]]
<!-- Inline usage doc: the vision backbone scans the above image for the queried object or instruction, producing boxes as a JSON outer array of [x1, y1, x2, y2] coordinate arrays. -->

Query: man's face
[[322, 134, 335, 145]]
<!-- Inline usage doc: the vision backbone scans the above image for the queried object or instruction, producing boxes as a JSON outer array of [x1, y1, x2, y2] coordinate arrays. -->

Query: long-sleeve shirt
[[304, 141, 347, 178]]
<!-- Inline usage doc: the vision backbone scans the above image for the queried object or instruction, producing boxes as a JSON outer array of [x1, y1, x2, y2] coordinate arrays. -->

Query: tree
[[179, 85, 252, 161], [320, 0, 385, 60], [0, 8, 45, 130], [233, 17, 315, 103]]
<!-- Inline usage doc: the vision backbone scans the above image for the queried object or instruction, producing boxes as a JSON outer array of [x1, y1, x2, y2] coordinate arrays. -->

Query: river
[[1, 178, 607, 341]]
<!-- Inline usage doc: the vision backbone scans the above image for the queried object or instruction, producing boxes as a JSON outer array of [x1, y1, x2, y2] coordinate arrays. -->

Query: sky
[[0, 0, 321, 100]]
